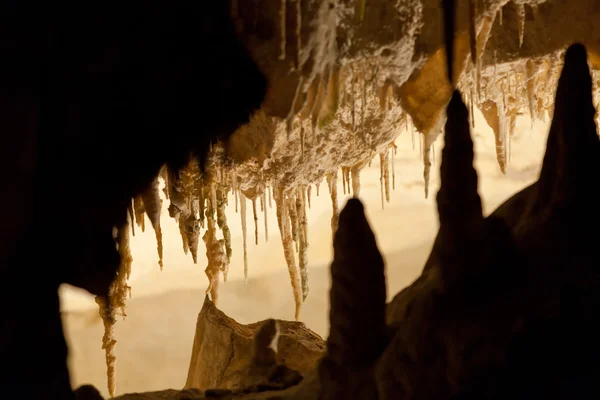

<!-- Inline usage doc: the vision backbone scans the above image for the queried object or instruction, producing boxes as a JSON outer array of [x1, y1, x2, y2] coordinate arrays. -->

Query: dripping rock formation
[[78, 43, 599, 399], [3, 0, 600, 397]]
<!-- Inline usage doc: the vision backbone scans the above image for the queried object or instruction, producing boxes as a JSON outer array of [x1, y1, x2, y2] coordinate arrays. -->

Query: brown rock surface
[[184, 296, 325, 391]]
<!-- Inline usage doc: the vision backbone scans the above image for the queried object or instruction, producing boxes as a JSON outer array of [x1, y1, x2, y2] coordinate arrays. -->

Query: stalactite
[[525, 59, 537, 124], [296, 188, 309, 301], [234, 178, 239, 213], [141, 176, 163, 270], [390, 143, 397, 190], [423, 135, 432, 199], [96, 297, 116, 398], [96, 221, 132, 398], [261, 191, 268, 242], [216, 188, 232, 269], [351, 164, 362, 197], [252, 198, 259, 245], [316, 182, 320, 196], [307, 185, 312, 208], [160, 165, 170, 200], [327, 171, 339, 234], [517, 3, 525, 48], [342, 167, 348, 194], [133, 195, 146, 232], [289, 192, 299, 252], [240, 191, 249, 282], [268, 184, 272, 208], [128, 200, 135, 237], [179, 219, 189, 255], [432, 141, 436, 165], [481, 99, 506, 173], [279, 0, 286, 60], [383, 151, 390, 203], [275, 186, 302, 320], [204, 195, 228, 306], [476, 15, 494, 101], [379, 153, 385, 209]]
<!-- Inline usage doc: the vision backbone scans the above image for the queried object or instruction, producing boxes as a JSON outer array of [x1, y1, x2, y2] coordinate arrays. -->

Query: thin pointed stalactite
[[141, 176, 164, 270], [240, 191, 249, 283], [234, 181, 239, 213], [316, 182, 320, 197], [379, 153, 385, 210], [203, 194, 228, 306], [307, 185, 312, 208], [268, 184, 273, 208], [525, 60, 537, 125], [329, 171, 339, 235], [517, 3, 525, 48], [128, 200, 135, 237], [481, 99, 506, 173], [261, 191, 269, 243], [351, 164, 362, 197], [390, 143, 397, 190], [216, 188, 232, 269], [179, 218, 190, 255], [289, 192, 299, 253], [342, 167, 348, 195], [95, 221, 132, 398], [423, 135, 433, 199], [275, 186, 302, 320], [382, 151, 391, 203], [133, 195, 146, 233], [160, 165, 170, 200], [296, 188, 309, 301], [252, 198, 259, 246]]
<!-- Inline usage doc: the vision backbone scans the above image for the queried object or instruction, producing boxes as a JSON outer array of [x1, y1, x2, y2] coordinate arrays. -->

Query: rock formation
[[3, 0, 600, 398], [91, 41, 598, 400]]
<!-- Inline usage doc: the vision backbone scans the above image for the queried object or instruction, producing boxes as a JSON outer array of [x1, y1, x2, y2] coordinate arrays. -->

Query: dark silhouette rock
[[0, 1, 265, 398]]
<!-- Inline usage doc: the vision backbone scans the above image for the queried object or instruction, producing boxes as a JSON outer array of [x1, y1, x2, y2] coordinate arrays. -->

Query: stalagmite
[[318, 200, 386, 399], [141, 176, 163, 269], [240, 191, 249, 282], [275, 186, 302, 320], [279, 0, 286, 60], [517, 3, 525, 48], [329, 171, 339, 234], [296, 188, 309, 301], [252, 198, 259, 245]]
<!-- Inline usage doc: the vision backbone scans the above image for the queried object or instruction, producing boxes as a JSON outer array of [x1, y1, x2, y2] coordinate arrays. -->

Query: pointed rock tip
[[560, 43, 592, 90], [447, 90, 468, 119], [338, 199, 366, 230]]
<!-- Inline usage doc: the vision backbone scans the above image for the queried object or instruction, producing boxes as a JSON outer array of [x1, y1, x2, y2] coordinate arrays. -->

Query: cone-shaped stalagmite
[[435, 91, 484, 284], [535, 44, 600, 208], [319, 199, 387, 399]]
